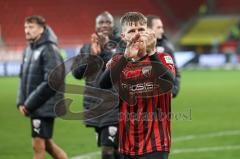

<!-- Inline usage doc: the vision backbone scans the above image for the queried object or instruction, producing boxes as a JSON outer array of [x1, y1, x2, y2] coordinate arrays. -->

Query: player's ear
[[38, 26, 44, 34]]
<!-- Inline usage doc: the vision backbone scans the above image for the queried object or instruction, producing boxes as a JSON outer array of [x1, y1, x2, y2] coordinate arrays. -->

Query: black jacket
[[156, 35, 180, 98], [71, 35, 121, 128], [17, 26, 65, 118]]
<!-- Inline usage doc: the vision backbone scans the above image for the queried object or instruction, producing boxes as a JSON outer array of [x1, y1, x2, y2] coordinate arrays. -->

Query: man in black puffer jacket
[[17, 16, 68, 159], [147, 15, 181, 98], [71, 11, 121, 159]]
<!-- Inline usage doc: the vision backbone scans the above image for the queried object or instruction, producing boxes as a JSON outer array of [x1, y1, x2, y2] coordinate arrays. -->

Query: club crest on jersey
[[142, 66, 152, 77], [164, 56, 174, 64]]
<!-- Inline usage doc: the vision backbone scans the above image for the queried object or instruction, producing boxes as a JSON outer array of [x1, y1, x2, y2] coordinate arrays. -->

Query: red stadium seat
[[0, 0, 205, 47]]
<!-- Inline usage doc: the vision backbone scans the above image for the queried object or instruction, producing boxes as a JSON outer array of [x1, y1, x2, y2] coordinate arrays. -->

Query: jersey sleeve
[[106, 53, 123, 69], [158, 52, 176, 77]]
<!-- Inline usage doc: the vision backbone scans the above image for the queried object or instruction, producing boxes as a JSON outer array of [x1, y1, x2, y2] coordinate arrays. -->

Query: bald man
[[72, 11, 121, 159]]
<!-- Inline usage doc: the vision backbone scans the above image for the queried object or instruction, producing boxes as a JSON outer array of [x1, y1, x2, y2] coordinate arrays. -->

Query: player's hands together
[[142, 29, 156, 56], [91, 33, 101, 55], [97, 32, 109, 49], [90, 32, 109, 56], [124, 33, 142, 58], [124, 30, 157, 59], [19, 105, 28, 116]]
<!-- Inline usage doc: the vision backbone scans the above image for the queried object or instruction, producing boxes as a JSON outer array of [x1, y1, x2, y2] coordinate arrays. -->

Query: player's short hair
[[96, 11, 114, 24], [146, 15, 161, 28], [120, 12, 147, 27], [25, 15, 46, 28]]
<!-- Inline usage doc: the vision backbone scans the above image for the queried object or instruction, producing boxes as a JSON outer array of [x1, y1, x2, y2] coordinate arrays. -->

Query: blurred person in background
[[71, 11, 121, 159], [147, 15, 180, 98], [17, 16, 68, 159]]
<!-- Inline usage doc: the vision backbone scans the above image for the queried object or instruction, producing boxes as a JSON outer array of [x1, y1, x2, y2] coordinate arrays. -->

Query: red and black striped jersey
[[108, 52, 175, 156]]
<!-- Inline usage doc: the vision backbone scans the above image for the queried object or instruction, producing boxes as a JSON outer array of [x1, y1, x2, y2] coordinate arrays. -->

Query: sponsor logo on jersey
[[122, 66, 152, 79], [122, 82, 156, 94], [122, 69, 142, 79]]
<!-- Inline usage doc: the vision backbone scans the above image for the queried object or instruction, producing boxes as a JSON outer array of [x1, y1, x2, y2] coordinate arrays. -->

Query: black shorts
[[121, 151, 169, 159], [95, 125, 119, 149], [31, 118, 54, 139]]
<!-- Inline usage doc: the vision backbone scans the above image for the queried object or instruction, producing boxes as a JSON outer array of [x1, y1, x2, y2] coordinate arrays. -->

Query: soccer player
[[99, 12, 175, 159], [147, 15, 180, 98], [71, 11, 120, 159], [17, 16, 68, 159]]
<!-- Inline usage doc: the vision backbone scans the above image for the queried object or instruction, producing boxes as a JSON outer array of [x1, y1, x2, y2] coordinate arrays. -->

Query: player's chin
[[25, 35, 31, 40], [26, 38, 34, 42]]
